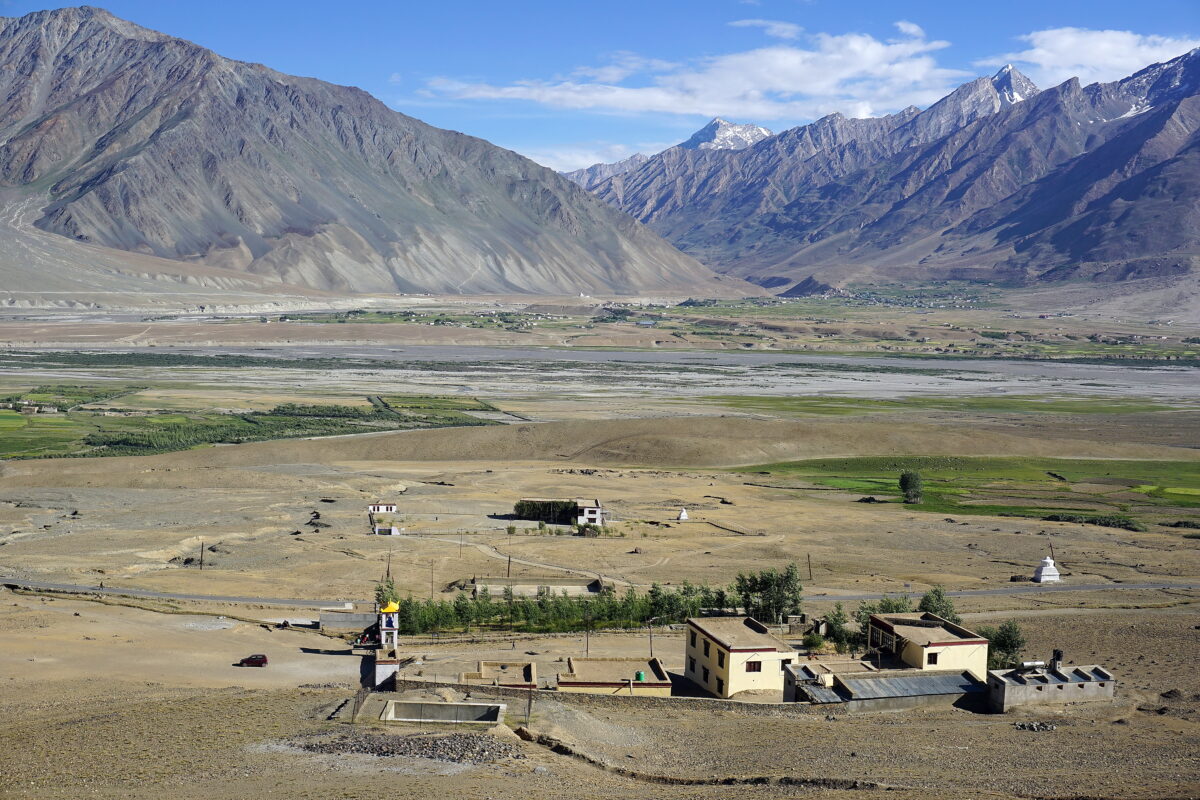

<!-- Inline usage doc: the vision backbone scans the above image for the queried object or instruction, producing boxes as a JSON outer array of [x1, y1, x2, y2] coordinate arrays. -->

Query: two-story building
[[684, 616, 797, 698], [867, 612, 989, 679]]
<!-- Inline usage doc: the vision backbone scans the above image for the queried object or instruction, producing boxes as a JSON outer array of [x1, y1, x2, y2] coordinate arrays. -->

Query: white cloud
[[729, 19, 803, 40], [387, 72, 403, 85], [893, 21, 924, 39], [518, 142, 645, 172], [979, 27, 1200, 87], [427, 23, 966, 121]]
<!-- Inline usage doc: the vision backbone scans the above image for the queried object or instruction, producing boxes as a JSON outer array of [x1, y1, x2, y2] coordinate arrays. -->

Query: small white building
[[677, 508, 689, 521], [369, 503, 398, 515], [576, 499, 606, 526], [1033, 556, 1061, 583], [373, 525, 403, 536]]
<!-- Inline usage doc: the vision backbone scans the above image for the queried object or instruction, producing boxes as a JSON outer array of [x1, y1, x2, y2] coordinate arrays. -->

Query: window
[[746, 661, 761, 673], [717, 650, 725, 668], [1057, 685, 1064, 690], [703, 640, 710, 657], [927, 652, 939, 666], [689, 631, 696, 647], [702, 667, 709, 683], [716, 678, 724, 695], [688, 657, 696, 673]]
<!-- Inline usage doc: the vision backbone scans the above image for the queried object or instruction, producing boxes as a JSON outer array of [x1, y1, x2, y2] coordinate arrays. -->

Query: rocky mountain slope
[[563, 118, 772, 190], [0, 6, 745, 298], [590, 58, 1200, 293]]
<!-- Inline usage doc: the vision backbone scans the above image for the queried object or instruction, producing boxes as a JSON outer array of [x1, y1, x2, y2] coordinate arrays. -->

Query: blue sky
[[4, 1, 1198, 169]]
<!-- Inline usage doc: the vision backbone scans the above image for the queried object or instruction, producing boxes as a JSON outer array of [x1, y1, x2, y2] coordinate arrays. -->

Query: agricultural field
[[0, 383, 500, 459], [740, 455, 1200, 531], [704, 393, 1184, 416]]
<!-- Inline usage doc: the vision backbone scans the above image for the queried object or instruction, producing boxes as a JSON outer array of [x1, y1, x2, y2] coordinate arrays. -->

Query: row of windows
[[688, 655, 767, 674]]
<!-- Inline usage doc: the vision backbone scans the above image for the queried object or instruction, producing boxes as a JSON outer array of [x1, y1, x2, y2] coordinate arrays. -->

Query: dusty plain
[[2, 299, 1199, 800]]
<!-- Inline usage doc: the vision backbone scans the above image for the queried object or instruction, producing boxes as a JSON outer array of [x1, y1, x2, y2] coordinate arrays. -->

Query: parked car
[[235, 654, 268, 667]]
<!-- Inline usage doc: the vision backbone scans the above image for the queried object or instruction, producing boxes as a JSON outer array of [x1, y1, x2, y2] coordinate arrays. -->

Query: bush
[[802, 633, 825, 651], [1042, 513, 1146, 532], [1163, 520, 1200, 529]]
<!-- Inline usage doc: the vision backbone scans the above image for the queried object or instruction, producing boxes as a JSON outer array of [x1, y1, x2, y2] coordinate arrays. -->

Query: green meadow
[[739, 455, 1200, 528], [705, 394, 1182, 416]]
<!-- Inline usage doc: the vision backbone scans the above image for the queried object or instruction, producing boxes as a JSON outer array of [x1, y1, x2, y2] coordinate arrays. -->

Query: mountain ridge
[[585, 56, 1200, 295], [0, 6, 748, 299]]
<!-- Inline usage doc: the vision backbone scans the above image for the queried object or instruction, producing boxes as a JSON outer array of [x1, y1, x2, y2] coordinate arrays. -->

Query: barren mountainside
[[0, 6, 743, 297], [591, 58, 1200, 293]]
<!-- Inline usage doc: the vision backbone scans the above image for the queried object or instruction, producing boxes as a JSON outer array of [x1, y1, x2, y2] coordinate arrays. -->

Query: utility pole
[[507, 555, 512, 578], [429, 561, 434, 600], [585, 610, 591, 657], [198, 539, 204, 571], [647, 616, 659, 659], [807, 553, 813, 581]]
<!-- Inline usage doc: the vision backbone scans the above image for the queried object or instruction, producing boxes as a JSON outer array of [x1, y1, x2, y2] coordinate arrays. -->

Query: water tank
[[635, 670, 645, 682], [1021, 660, 1046, 669]]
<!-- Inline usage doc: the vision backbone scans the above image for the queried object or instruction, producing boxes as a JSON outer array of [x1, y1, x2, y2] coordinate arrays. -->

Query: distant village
[[328, 498, 1115, 724]]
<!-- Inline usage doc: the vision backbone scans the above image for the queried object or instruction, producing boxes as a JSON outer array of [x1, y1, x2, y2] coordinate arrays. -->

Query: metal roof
[[839, 670, 984, 700], [798, 684, 845, 704]]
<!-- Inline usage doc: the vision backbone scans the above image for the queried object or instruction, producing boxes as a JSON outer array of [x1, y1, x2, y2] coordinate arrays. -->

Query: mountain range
[[563, 118, 773, 191], [586, 57, 1200, 295], [0, 6, 744, 303]]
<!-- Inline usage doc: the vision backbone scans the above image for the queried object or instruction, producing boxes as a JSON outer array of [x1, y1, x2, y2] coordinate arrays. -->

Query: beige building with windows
[[867, 612, 989, 679], [684, 616, 797, 698]]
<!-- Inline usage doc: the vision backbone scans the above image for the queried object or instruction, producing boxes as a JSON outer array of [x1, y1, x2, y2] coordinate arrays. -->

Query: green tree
[[855, 594, 913, 639], [917, 585, 961, 624], [374, 578, 399, 608], [732, 563, 803, 623], [979, 619, 1027, 669], [899, 471, 923, 503], [825, 602, 851, 649]]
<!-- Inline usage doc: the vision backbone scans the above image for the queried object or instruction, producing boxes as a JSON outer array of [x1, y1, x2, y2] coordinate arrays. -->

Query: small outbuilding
[[368, 503, 398, 514], [677, 508, 689, 521], [988, 651, 1114, 712], [460, 661, 538, 689], [557, 657, 672, 696]]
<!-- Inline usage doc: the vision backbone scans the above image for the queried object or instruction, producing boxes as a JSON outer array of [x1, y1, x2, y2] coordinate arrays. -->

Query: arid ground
[[1, 305, 1198, 799]]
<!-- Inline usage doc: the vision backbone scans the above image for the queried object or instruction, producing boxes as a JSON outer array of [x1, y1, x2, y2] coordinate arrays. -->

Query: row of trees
[[373, 564, 806, 635], [373, 571, 1026, 666]]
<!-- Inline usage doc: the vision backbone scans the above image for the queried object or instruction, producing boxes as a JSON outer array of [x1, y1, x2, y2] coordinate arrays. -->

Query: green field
[[739, 456, 1200, 528], [0, 395, 502, 459], [705, 394, 1181, 416], [1, 383, 145, 409]]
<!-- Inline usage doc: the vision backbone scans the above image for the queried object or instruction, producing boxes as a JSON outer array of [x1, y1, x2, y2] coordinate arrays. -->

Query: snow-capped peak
[[990, 65, 1039, 106], [679, 118, 773, 151]]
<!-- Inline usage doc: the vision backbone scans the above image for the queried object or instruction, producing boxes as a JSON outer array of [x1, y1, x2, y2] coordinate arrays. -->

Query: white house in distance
[[576, 499, 606, 526], [368, 503, 398, 515], [684, 616, 797, 698]]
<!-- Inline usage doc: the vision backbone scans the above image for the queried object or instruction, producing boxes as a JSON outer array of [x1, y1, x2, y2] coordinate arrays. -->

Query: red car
[[236, 654, 268, 667]]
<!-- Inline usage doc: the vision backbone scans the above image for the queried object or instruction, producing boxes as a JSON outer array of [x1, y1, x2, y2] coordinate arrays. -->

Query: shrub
[[802, 633, 825, 651], [1042, 513, 1146, 532]]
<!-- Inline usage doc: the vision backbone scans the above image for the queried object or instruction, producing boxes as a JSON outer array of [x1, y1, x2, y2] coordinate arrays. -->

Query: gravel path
[[289, 731, 524, 764]]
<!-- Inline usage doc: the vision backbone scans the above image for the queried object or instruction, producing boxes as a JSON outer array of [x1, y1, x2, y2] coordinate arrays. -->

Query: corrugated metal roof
[[799, 684, 845, 704], [840, 671, 984, 700]]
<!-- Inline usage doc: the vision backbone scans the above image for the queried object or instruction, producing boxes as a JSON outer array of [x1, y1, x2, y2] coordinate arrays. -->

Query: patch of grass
[[705, 394, 1180, 416], [737, 456, 1200, 524]]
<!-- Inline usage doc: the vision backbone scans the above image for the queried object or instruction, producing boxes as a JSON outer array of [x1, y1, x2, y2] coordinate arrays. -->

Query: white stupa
[[1033, 556, 1061, 583], [677, 508, 689, 521]]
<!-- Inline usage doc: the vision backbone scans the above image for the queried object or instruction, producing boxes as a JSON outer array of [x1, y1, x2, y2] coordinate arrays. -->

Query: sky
[[4, 0, 1199, 170]]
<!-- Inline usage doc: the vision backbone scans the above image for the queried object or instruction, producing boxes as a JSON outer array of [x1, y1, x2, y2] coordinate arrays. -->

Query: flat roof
[[988, 665, 1113, 686], [519, 497, 602, 507], [788, 660, 877, 679], [559, 657, 670, 685], [871, 612, 987, 645], [687, 616, 794, 652], [472, 576, 599, 587]]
